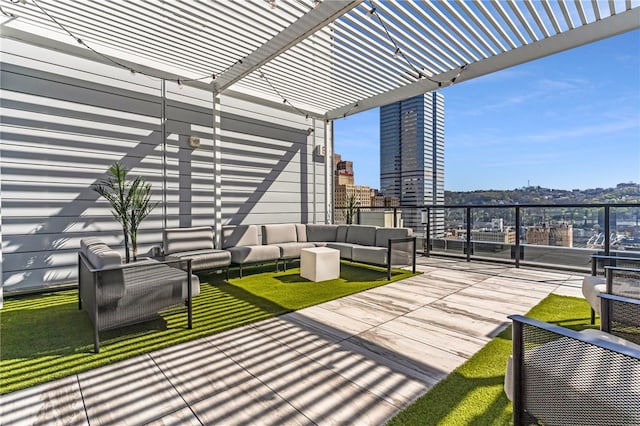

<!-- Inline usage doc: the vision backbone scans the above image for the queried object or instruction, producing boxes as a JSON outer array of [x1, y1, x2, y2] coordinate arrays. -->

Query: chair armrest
[[80, 252, 192, 273], [385, 236, 417, 279], [604, 266, 640, 294], [591, 254, 640, 276], [600, 293, 640, 344]]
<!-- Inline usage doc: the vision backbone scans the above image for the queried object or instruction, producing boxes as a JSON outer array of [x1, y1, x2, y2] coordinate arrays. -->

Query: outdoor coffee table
[[300, 247, 340, 282]]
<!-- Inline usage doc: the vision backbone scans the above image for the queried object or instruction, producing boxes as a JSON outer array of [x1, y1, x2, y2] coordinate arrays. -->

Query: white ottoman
[[300, 247, 340, 282]]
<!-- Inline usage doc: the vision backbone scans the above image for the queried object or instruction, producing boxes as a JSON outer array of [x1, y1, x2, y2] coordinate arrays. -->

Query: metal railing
[[335, 203, 640, 272]]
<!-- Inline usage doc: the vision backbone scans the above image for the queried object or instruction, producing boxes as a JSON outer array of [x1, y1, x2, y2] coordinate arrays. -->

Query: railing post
[[187, 259, 193, 329], [604, 206, 610, 256], [466, 207, 471, 262], [393, 207, 397, 228], [357, 207, 361, 224], [515, 206, 521, 269], [426, 208, 431, 257], [512, 319, 524, 426]]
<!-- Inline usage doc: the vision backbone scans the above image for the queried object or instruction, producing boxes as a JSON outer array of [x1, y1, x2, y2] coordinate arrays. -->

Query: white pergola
[[2, 0, 639, 120]]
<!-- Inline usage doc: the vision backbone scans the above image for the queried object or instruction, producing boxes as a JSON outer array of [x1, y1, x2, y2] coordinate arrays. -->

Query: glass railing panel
[[333, 203, 638, 271], [432, 207, 466, 257], [469, 207, 517, 262], [519, 206, 601, 270], [610, 205, 640, 256]]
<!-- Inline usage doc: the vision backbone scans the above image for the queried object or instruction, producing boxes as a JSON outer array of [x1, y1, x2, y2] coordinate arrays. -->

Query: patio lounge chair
[[78, 238, 199, 353], [582, 255, 640, 324], [506, 315, 640, 425]]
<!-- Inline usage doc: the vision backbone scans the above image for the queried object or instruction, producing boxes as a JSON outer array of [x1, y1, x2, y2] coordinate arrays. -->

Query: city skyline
[[334, 29, 640, 193]]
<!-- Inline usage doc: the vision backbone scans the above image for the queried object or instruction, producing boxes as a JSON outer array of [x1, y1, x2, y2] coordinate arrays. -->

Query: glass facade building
[[380, 92, 445, 236]]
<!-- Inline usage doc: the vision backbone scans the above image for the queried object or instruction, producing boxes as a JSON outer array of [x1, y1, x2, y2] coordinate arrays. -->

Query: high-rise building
[[380, 92, 445, 235], [333, 153, 372, 223]]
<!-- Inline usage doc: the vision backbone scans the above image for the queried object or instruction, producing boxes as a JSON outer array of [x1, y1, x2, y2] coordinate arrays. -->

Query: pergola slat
[[1, 0, 637, 119]]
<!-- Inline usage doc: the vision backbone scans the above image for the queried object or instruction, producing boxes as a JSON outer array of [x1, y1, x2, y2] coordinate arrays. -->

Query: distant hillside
[[445, 183, 639, 205]]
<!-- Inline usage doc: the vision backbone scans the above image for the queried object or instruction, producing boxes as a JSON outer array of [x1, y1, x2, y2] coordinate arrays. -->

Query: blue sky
[[334, 29, 640, 192]]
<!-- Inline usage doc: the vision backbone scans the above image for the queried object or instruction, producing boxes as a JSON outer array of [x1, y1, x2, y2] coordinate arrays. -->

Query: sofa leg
[[239, 265, 243, 279], [590, 308, 595, 325], [94, 326, 100, 353]]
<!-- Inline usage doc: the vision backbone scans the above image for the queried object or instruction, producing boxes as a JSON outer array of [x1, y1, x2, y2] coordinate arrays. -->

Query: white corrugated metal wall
[[0, 37, 329, 294]]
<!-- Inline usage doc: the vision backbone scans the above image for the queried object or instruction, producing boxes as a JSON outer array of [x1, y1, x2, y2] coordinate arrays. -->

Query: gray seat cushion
[[336, 225, 349, 242], [326, 242, 357, 260], [81, 239, 122, 269], [295, 224, 307, 242], [262, 224, 298, 245], [227, 245, 281, 264], [164, 226, 214, 254], [222, 225, 260, 248], [375, 228, 411, 247], [274, 242, 316, 259], [306, 224, 339, 242], [169, 249, 231, 272], [346, 225, 378, 246], [351, 246, 388, 266]]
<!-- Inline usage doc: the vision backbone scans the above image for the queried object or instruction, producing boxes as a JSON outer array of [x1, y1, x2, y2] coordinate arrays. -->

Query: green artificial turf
[[0, 261, 414, 395], [386, 294, 597, 426]]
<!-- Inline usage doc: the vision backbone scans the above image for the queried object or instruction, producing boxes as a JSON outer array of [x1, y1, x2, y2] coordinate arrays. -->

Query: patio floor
[[1, 257, 584, 425]]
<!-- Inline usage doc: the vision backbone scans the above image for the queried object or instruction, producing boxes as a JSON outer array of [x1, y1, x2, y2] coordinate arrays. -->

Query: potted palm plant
[[345, 193, 359, 225], [93, 162, 157, 262]]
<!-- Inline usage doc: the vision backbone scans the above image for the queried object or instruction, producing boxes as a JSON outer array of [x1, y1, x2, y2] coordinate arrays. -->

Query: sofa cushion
[[80, 237, 105, 251], [81, 239, 122, 269], [169, 249, 231, 272], [375, 228, 411, 247], [274, 242, 316, 259], [222, 225, 259, 248], [326, 242, 357, 260], [164, 226, 214, 255], [227, 245, 281, 264], [295, 224, 308, 242], [336, 225, 349, 242], [307, 224, 339, 242], [346, 225, 378, 247], [352, 246, 388, 266], [262, 224, 298, 245]]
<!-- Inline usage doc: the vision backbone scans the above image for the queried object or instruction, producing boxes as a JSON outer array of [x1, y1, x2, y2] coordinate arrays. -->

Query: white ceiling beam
[[326, 7, 640, 120], [540, 1, 562, 34], [524, 0, 551, 38], [508, 1, 540, 42], [558, 0, 575, 30], [575, 1, 589, 25], [214, 0, 362, 93], [401, 1, 477, 63], [492, 0, 528, 45], [473, 1, 518, 50]]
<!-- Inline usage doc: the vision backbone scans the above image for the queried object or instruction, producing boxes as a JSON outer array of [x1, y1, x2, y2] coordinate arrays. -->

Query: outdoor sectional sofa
[[220, 223, 416, 279], [160, 224, 415, 278]]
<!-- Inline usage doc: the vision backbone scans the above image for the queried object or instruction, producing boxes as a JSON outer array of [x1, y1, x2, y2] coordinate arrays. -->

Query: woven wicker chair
[[582, 255, 640, 324], [78, 238, 199, 353]]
